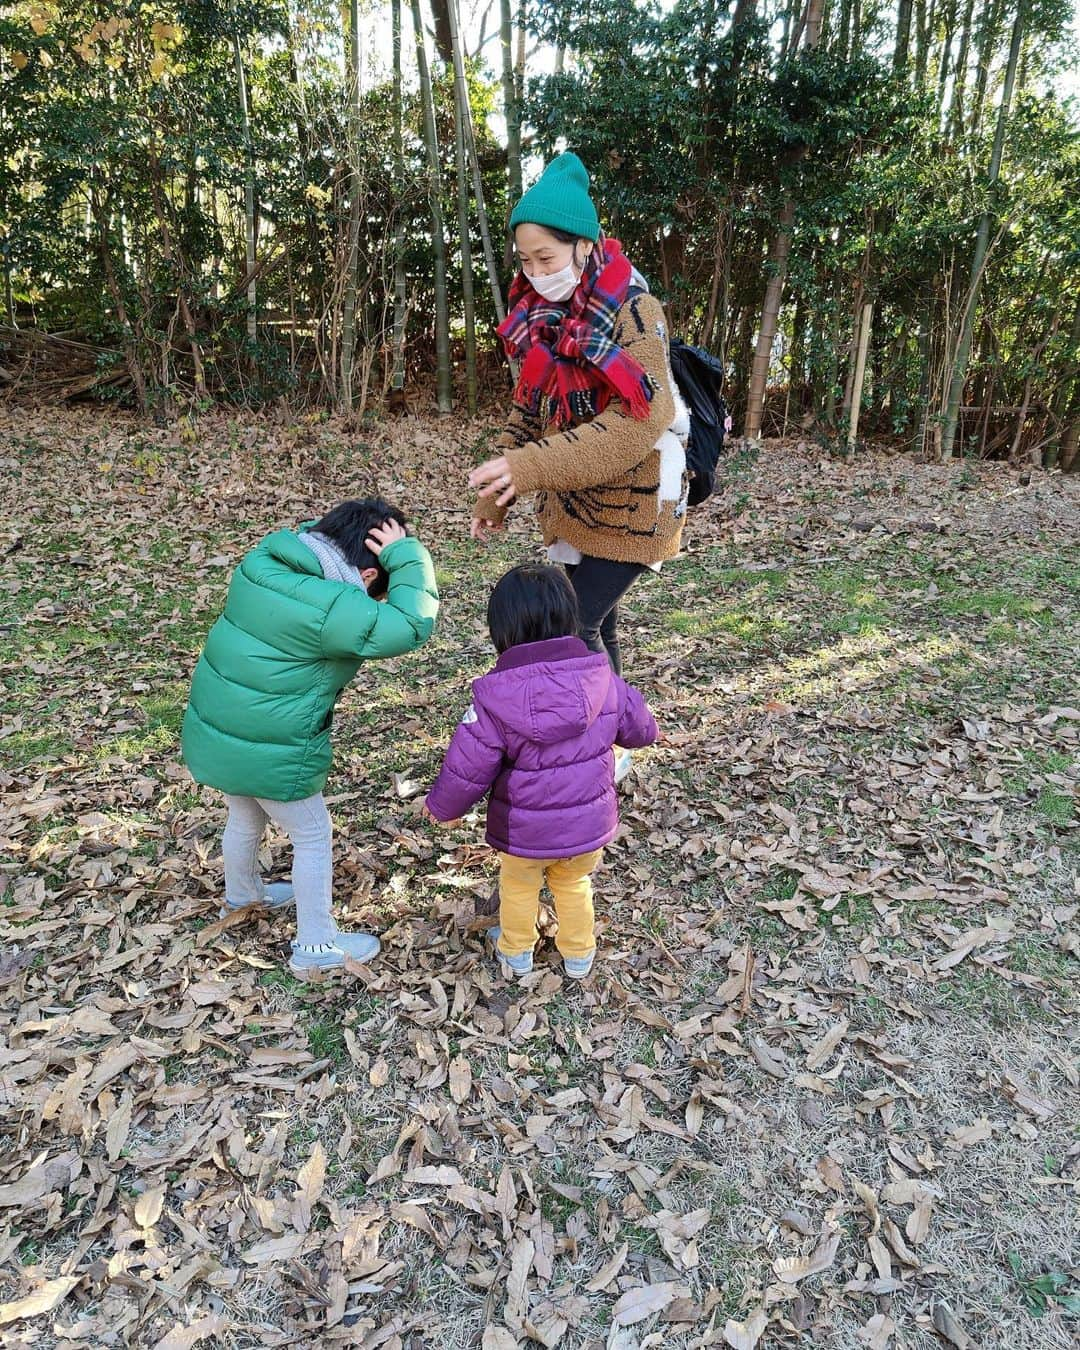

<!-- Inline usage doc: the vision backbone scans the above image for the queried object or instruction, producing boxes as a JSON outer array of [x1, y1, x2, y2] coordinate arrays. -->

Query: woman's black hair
[[509, 222, 580, 244], [487, 564, 580, 653], [313, 497, 407, 596]]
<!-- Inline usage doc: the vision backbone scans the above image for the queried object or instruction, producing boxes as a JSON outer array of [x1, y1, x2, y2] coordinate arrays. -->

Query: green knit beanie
[[509, 152, 600, 242]]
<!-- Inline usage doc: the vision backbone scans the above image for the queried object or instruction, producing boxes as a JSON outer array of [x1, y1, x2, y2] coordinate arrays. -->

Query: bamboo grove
[[1, 1, 1078, 466]]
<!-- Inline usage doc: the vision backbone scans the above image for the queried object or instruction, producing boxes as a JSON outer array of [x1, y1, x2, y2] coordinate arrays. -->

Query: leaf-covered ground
[[1, 406, 1077, 1350]]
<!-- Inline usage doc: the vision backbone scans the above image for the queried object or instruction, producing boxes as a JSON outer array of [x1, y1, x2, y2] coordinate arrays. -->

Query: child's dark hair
[[487, 564, 580, 653], [314, 497, 406, 596]]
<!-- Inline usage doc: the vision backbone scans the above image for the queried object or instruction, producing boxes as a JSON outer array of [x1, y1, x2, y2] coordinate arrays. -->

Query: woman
[[470, 152, 688, 779]]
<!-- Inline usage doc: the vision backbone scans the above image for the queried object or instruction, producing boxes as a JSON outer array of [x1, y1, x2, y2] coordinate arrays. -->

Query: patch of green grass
[[1007, 1253, 1080, 1318], [762, 869, 798, 903], [939, 588, 1053, 625], [163, 1056, 186, 1084], [666, 606, 789, 646], [1035, 787, 1074, 826], [0, 729, 75, 768], [715, 565, 788, 593], [1011, 938, 1075, 983], [933, 970, 1057, 1028], [822, 608, 889, 637], [96, 724, 178, 761], [306, 1017, 349, 1065], [259, 968, 303, 994], [744, 910, 791, 951], [621, 1222, 663, 1259], [844, 893, 875, 928], [137, 687, 186, 735]]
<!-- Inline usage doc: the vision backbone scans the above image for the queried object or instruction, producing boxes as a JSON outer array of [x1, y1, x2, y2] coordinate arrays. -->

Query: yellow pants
[[497, 850, 603, 960]]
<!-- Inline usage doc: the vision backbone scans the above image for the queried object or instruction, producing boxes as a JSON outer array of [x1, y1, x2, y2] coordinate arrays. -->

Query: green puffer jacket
[[181, 528, 439, 801]]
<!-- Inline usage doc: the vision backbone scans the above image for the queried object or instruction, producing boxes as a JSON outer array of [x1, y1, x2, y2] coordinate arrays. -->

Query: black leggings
[[564, 556, 647, 676]]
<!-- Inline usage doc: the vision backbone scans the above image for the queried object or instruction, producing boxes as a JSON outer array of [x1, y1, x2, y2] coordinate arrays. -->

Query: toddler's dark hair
[[487, 564, 580, 653], [314, 497, 407, 596]]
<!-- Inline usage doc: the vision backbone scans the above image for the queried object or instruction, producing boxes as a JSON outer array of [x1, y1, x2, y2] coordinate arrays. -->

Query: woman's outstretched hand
[[470, 512, 506, 543], [469, 455, 517, 508]]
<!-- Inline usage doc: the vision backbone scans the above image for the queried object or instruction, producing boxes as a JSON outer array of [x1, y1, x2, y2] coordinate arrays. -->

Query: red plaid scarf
[[497, 237, 654, 429]]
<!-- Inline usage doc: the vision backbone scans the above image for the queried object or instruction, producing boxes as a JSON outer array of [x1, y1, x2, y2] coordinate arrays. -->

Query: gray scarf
[[299, 530, 367, 588]]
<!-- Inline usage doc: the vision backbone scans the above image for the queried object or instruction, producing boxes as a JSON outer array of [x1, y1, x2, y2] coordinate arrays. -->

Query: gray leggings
[[223, 792, 337, 946]]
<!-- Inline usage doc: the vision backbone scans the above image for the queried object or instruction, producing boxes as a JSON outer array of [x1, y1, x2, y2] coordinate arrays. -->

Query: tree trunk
[[894, 0, 914, 72], [913, 0, 932, 86], [939, 5, 1023, 460], [411, 0, 453, 412], [947, 0, 976, 140], [935, 0, 957, 122], [147, 147, 207, 400], [232, 32, 257, 343], [744, 201, 794, 439], [390, 0, 408, 395], [744, 0, 822, 439], [447, 0, 505, 324], [1059, 408, 1080, 471], [969, 0, 1005, 142], [453, 60, 477, 414], [91, 185, 149, 414], [1045, 298, 1080, 468], [848, 301, 874, 450], [339, 0, 362, 413], [500, 0, 523, 256]]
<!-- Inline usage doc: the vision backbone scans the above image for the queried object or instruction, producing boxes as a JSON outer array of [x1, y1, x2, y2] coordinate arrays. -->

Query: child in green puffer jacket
[[181, 498, 439, 979]]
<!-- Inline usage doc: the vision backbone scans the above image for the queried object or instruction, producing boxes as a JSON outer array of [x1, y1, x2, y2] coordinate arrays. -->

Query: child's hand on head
[[366, 518, 408, 555]]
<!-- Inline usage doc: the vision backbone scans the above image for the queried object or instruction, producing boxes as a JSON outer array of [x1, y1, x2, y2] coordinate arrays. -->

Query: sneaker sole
[[287, 961, 344, 983], [222, 898, 296, 916]]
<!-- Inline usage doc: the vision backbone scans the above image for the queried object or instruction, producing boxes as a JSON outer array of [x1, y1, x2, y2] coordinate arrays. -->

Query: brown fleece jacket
[[477, 292, 686, 566]]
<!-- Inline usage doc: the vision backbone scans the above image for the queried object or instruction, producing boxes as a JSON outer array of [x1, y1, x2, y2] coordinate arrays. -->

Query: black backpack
[[669, 338, 729, 506], [627, 285, 728, 506]]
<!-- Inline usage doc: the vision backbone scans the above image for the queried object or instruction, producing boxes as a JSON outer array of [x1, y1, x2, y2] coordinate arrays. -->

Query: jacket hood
[[477, 636, 612, 745], [260, 528, 322, 574]]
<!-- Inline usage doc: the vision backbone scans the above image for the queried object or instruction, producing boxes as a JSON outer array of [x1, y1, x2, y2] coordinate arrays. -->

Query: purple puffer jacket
[[426, 636, 658, 859]]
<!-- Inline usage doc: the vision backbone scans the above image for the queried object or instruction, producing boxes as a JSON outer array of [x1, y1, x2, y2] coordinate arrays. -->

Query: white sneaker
[[222, 881, 295, 915], [564, 950, 596, 980], [614, 748, 634, 785], [288, 932, 381, 979]]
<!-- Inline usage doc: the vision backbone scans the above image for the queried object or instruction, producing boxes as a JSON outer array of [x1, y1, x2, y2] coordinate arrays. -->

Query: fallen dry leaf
[[805, 1018, 849, 1070], [134, 1185, 165, 1229], [0, 1275, 81, 1326], [585, 1240, 628, 1292], [773, 1231, 840, 1284], [150, 1316, 227, 1350], [748, 1032, 788, 1078], [612, 1281, 682, 1326], [723, 1309, 768, 1348]]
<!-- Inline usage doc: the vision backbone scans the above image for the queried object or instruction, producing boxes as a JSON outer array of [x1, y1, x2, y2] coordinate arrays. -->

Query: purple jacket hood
[[426, 636, 658, 859], [478, 638, 613, 744]]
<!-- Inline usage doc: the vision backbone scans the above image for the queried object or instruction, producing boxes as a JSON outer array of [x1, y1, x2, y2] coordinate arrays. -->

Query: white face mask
[[529, 254, 582, 302]]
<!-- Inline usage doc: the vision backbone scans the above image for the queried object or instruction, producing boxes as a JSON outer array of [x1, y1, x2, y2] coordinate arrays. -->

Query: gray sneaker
[[499, 948, 534, 978], [288, 932, 381, 979], [564, 950, 596, 980], [223, 881, 295, 915], [486, 926, 534, 977]]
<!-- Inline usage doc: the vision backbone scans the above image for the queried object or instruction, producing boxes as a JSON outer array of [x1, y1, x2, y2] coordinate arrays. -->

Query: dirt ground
[[1, 405, 1077, 1348]]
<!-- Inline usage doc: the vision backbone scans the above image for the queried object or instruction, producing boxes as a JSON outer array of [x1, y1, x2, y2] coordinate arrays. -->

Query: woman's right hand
[[470, 510, 506, 543]]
